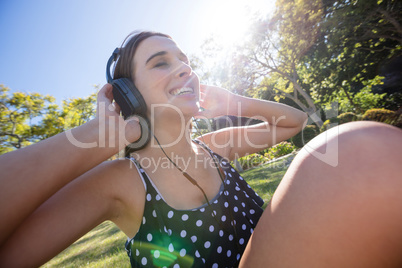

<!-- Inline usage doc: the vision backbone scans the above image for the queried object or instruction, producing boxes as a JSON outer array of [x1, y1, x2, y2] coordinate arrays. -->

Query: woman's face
[[132, 36, 200, 119]]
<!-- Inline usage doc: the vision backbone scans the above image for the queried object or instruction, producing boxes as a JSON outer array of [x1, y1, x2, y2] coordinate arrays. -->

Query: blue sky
[[0, 0, 274, 103]]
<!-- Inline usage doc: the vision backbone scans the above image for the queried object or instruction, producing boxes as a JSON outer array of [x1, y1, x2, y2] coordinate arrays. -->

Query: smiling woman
[[1, 28, 401, 268], [0, 30, 309, 267]]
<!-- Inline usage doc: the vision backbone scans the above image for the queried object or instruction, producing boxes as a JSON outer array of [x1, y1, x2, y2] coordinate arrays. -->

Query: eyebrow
[[145, 51, 167, 65], [145, 51, 189, 65]]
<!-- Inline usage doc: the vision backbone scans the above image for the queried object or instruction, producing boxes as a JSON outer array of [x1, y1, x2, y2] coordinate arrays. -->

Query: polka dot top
[[125, 140, 264, 267]]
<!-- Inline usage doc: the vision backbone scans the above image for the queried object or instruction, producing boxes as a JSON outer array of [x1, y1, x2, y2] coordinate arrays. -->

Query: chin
[[149, 100, 198, 121], [180, 103, 200, 118]]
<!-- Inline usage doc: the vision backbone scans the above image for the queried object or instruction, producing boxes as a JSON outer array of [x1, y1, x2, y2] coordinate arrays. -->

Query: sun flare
[[202, 0, 276, 51]]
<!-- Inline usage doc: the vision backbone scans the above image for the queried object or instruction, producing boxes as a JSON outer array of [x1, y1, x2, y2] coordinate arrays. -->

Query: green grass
[[240, 157, 289, 209], [41, 222, 130, 268], [42, 156, 291, 267]]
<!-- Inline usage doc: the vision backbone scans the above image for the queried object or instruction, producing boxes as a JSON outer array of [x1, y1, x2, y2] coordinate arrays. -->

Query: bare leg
[[240, 121, 402, 267]]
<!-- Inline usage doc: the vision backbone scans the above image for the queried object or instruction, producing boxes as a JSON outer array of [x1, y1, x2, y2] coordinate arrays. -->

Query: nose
[[175, 60, 192, 78]]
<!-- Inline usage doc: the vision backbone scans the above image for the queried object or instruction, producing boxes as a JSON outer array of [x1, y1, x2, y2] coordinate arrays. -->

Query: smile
[[169, 87, 194, 96]]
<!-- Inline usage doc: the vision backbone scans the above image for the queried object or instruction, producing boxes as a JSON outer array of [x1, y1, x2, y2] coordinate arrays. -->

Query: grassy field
[[42, 157, 291, 267]]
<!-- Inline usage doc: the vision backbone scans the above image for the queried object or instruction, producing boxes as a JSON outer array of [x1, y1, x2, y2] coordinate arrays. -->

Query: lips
[[169, 87, 194, 96]]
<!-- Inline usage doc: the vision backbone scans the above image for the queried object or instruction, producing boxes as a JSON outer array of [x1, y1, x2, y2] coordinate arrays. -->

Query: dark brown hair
[[113, 31, 172, 156], [113, 31, 172, 82]]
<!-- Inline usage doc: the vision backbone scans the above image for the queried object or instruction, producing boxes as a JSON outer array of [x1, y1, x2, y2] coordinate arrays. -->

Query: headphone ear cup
[[111, 78, 147, 119]]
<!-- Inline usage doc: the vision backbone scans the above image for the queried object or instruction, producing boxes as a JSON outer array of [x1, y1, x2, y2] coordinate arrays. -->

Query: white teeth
[[170, 87, 194, 96]]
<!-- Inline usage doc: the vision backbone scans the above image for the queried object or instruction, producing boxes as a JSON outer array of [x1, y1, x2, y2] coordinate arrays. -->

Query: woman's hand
[[96, 83, 121, 119], [96, 84, 141, 146], [196, 84, 236, 119], [194, 84, 307, 161]]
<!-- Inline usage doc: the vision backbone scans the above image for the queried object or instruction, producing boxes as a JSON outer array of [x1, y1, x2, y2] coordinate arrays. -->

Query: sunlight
[[202, 0, 276, 51]]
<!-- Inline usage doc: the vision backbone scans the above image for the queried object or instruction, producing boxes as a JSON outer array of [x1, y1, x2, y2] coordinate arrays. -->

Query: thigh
[[240, 122, 402, 267]]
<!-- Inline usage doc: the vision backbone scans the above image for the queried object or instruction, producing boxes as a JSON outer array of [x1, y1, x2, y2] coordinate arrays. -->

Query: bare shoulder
[[92, 158, 146, 206], [68, 158, 146, 237], [91, 158, 146, 237]]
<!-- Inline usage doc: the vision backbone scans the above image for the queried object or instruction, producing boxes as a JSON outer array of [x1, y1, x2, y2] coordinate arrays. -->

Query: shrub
[[320, 117, 339, 133], [262, 141, 296, 160], [320, 112, 361, 132], [291, 125, 319, 148], [337, 112, 358, 124], [236, 153, 269, 170], [235, 142, 296, 170], [363, 108, 401, 128]]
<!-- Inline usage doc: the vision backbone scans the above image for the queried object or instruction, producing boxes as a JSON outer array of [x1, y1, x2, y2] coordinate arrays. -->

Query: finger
[[97, 84, 113, 103], [199, 84, 210, 93], [113, 101, 121, 115], [199, 93, 206, 101], [98, 83, 113, 95], [194, 109, 211, 119], [104, 84, 114, 101]]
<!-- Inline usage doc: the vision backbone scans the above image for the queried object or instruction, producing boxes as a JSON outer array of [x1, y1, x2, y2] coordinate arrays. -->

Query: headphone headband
[[106, 48, 120, 83]]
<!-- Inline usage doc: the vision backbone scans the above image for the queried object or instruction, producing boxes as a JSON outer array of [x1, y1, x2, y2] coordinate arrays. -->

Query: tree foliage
[[3, 1, 402, 152], [0, 84, 96, 154], [199, 0, 401, 127], [306, 0, 401, 112], [228, 0, 325, 126]]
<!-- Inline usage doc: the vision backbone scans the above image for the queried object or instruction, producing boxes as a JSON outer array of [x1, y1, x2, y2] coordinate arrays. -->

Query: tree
[[305, 0, 402, 112], [0, 85, 96, 154], [229, 0, 325, 126], [36, 94, 97, 139], [0, 85, 55, 154], [221, 0, 401, 124]]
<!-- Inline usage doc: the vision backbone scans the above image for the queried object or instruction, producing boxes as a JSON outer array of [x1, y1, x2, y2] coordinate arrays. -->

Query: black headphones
[[106, 48, 151, 151]]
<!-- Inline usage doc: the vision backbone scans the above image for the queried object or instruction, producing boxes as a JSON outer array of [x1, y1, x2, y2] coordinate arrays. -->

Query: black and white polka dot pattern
[[125, 140, 264, 267]]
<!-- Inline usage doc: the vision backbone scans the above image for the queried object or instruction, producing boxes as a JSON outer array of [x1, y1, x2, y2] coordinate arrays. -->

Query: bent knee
[[283, 121, 402, 235], [288, 120, 402, 241], [298, 121, 401, 167], [250, 121, 402, 267], [335, 121, 401, 144]]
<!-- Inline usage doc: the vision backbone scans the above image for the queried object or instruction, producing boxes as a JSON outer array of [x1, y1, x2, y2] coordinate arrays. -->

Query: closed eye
[[154, 62, 168, 68]]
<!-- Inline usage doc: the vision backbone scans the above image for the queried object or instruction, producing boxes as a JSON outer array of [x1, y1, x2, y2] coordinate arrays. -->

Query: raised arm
[[0, 84, 141, 245], [0, 157, 145, 267], [196, 85, 307, 160]]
